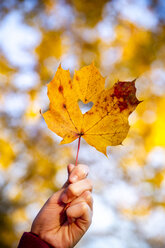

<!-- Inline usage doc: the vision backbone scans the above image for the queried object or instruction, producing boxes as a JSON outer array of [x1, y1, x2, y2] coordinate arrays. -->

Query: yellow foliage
[[145, 97, 165, 149], [36, 31, 62, 60], [68, 0, 109, 26], [36, 31, 62, 81], [146, 170, 165, 188], [0, 139, 15, 168], [123, 29, 151, 61], [132, 97, 165, 152], [115, 23, 157, 75], [0, 55, 15, 75], [12, 208, 28, 223], [121, 205, 151, 219], [42, 0, 55, 12]]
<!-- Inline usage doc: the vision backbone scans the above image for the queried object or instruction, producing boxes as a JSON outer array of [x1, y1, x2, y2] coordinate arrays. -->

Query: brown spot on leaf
[[113, 80, 139, 110], [118, 101, 128, 112], [68, 80, 72, 89], [58, 85, 63, 93], [104, 106, 108, 112], [63, 103, 66, 109], [88, 112, 93, 115], [76, 75, 79, 81]]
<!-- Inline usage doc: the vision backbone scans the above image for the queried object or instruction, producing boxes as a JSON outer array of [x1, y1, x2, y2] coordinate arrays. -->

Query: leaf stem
[[61, 136, 81, 219], [75, 136, 81, 166]]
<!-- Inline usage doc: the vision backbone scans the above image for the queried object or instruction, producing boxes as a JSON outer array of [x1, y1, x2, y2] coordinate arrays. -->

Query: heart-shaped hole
[[78, 100, 93, 114]]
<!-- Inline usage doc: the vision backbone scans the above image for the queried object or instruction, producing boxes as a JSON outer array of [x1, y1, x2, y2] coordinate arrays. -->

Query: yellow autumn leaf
[[43, 63, 140, 155]]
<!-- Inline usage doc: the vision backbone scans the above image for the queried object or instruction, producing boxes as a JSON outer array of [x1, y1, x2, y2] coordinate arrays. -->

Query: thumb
[[67, 164, 75, 175], [62, 164, 75, 189], [48, 164, 76, 204]]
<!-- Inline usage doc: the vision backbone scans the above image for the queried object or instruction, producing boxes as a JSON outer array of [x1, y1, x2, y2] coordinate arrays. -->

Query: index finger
[[69, 164, 89, 183]]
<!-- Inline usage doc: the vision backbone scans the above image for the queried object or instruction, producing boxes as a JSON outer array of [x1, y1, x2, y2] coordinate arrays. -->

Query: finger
[[69, 164, 89, 183], [67, 164, 75, 175], [66, 202, 92, 225], [60, 178, 93, 203], [47, 164, 75, 204], [70, 191, 93, 211], [62, 163, 88, 191], [62, 164, 75, 189]]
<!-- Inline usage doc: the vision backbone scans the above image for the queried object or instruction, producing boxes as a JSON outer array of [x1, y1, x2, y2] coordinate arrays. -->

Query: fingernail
[[70, 175, 78, 183], [61, 194, 68, 203]]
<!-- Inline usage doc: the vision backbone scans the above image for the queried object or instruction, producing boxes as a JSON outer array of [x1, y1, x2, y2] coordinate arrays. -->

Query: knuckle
[[86, 178, 93, 190], [80, 202, 89, 212], [84, 190, 91, 200], [78, 164, 89, 175], [68, 184, 77, 196], [84, 191, 93, 208], [66, 207, 71, 217], [79, 168, 86, 178], [82, 164, 89, 172]]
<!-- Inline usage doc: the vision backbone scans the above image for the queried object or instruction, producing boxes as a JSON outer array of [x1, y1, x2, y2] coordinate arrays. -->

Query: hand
[[31, 164, 93, 248]]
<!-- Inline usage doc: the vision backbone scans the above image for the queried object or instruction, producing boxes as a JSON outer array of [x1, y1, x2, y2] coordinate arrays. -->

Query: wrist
[[31, 226, 53, 248], [31, 223, 40, 236], [31, 223, 45, 240]]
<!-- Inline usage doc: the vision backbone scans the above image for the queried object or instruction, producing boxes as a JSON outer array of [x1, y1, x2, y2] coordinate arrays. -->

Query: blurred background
[[0, 0, 165, 247]]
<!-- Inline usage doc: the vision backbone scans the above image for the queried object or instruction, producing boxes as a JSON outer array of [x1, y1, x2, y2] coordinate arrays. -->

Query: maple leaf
[[43, 63, 141, 156]]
